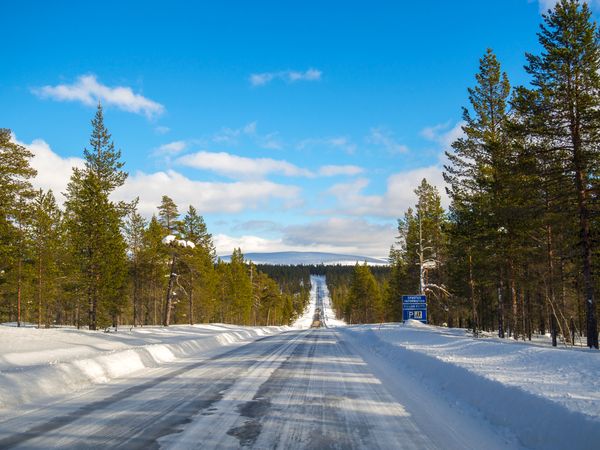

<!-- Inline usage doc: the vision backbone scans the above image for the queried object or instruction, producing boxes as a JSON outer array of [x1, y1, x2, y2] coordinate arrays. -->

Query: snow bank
[[0, 324, 287, 411], [341, 323, 600, 450]]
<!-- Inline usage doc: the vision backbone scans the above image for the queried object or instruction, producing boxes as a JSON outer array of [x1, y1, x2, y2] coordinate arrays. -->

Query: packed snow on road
[[0, 275, 599, 449]]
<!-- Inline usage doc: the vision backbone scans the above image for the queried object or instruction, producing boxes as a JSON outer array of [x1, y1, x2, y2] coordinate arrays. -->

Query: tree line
[[326, 1, 600, 349], [0, 105, 307, 329]]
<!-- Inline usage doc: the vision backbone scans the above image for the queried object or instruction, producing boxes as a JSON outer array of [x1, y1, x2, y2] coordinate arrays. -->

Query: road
[[0, 277, 516, 449]]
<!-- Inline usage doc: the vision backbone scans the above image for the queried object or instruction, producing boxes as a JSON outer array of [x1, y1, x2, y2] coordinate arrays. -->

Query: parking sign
[[402, 295, 427, 323]]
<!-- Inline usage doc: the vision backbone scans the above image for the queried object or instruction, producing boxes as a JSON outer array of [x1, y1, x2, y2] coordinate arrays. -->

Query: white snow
[[0, 323, 287, 413], [341, 321, 600, 449], [161, 234, 176, 245], [161, 235, 195, 248]]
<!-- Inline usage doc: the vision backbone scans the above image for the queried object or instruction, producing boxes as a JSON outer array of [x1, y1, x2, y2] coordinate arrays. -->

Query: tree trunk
[[132, 262, 138, 327], [163, 254, 177, 326], [88, 284, 95, 330], [469, 252, 478, 335], [498, 275, 505, 339], [38, 255, 42, 328], [509, 266, 518, 340], [551, 313, 557, 347], [17, 256, 22, 327], [189, 271, 194, 325], [571, 119, 598, 348]]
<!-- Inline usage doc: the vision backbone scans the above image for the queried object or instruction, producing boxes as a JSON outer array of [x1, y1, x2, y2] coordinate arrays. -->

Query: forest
[[0, 106, 309, 330], [330, 1, 600, 349]]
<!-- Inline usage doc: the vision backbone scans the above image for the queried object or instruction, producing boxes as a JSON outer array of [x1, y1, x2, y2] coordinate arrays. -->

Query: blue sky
[[2, 0, 597, 257]]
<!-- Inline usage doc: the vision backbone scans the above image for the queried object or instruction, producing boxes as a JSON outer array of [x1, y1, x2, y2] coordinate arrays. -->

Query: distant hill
[[219, 251, 388, 266]]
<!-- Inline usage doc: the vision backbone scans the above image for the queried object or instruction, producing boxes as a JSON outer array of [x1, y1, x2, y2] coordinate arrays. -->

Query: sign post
[[402, 295, 427, 323]]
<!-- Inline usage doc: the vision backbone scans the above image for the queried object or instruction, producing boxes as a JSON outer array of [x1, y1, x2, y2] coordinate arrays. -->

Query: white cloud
[[213, 122, 254, 145], [327, 166, 448, 218], [242, 122, 257, 134], [115, 170, 301, 216], [33, 74, 164, 118], [536, 0, 560, 12], [297, 136, 357, 154], [214, 234, 287, 256], [215, 217, 395, 258], [318, 165, 364, 177], [155, 126, 170, 135], [249, 73, 275, 87], [15, 137, 301, 215], [176, 151, 313, 179], [367, 127, 409, 154], [212, 121, 282, 150], [250, 68, 322, 86], [177, 151, 363, 180], [283, 218, 395, 257], [256, 132, 283, 150], [13, 137, 84, 202], [154, 140, 187, 156], [421, 121, 465, 150]]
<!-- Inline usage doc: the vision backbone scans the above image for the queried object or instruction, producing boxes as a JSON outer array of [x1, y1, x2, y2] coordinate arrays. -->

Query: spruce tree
[[64, 104, 129, 330]]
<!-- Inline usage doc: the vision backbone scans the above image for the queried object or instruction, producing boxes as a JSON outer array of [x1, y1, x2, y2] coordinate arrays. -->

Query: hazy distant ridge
[[219, 251, 388, 266]]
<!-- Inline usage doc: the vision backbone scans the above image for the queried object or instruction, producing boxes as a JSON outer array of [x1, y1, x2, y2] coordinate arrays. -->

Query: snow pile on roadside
[[0, 323, 287, 411], [341, 322, 600, 449]]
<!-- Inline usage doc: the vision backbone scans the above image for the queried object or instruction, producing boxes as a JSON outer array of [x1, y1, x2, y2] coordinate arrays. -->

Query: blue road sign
[[402, 295, 427, 323]]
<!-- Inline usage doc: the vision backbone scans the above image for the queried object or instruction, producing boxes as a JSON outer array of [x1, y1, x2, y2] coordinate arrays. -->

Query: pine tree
[[414, 179, 448, 297], [181, 205, 216, 324], [158, 195, 180, 233], [64, 104, 129, 330], [444, 49, 513, 337], [229, 248, 252, 324]]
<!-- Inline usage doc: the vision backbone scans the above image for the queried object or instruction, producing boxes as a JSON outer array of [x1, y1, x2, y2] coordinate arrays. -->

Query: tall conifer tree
[[64, 104, 129, 330]]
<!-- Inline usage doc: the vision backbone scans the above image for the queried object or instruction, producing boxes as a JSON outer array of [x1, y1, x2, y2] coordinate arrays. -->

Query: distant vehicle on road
[[311, 308, 322, 328]]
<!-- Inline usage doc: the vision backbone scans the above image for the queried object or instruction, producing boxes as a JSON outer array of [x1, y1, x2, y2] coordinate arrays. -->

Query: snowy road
[[0, 278, 517, 449]]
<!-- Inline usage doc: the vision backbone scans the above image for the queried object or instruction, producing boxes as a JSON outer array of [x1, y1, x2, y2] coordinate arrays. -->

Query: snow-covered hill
[[219, 251, 388, 266]]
